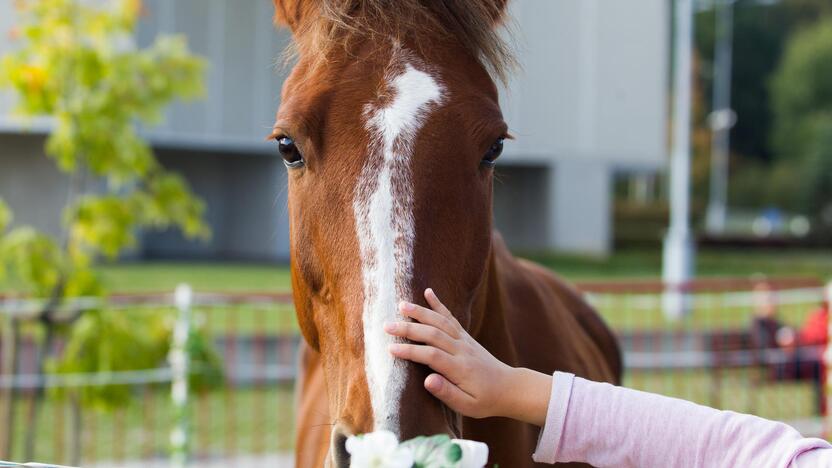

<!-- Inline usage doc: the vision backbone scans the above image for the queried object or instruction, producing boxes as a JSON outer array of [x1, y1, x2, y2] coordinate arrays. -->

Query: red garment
[[796, 305, 829, 416], [798, 306, 829, 346]]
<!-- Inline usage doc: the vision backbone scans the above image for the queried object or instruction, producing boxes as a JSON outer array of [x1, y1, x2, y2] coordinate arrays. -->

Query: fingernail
[[399, 302, 413, 312], [389, 343, 403, 354], [426, 288, 434, 296], [384, 322, 397, 333], [425, 374, 441, 391]]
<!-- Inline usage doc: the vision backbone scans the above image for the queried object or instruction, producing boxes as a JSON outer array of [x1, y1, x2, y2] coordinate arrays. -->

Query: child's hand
[[385, 288, 551, 426]]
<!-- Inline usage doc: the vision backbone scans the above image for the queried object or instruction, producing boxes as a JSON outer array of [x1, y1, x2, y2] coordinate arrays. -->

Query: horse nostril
[[331, 424, 351, 468]]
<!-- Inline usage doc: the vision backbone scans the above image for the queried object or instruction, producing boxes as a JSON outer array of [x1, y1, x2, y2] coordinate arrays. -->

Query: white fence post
[[824, 280, 832, 439], [662, 0, 696, 320], [170, 284, 192, 467]]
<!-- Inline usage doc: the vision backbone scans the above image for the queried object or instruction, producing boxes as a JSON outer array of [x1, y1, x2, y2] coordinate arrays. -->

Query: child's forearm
[[501, 367, 552, 427], [534, 372, 832, 467]]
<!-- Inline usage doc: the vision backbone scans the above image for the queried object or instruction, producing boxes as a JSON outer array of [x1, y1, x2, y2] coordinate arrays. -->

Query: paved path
[[88, 453, 294, 468]]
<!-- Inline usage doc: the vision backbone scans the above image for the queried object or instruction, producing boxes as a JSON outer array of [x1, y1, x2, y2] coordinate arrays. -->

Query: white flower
[[451, 439, 489, 468], [346, 431, 414, 468]]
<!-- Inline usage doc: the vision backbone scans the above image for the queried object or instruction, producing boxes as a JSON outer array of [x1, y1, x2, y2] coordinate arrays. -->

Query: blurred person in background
[[775, 293, 829, 413], [750, 281, 790, 354], [776, 300, 829, 350], [748, 280, 825, 412]]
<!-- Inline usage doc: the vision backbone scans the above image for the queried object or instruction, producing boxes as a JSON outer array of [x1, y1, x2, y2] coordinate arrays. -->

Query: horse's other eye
[[277, 136, 304, 168], [482, 137, 504, 168]]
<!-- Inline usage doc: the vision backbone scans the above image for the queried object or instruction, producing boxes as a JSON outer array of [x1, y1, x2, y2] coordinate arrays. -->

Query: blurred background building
[[0, 0, 668, 260], [1, 0, 292, 261], [497, 0, 667, 255]]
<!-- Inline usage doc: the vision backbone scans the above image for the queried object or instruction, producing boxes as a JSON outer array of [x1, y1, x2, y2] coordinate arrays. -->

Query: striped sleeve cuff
[[532, 371, 575, 464]]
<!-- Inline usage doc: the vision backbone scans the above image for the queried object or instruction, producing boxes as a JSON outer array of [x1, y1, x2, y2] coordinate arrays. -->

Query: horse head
[[272, 1, 513, 465]]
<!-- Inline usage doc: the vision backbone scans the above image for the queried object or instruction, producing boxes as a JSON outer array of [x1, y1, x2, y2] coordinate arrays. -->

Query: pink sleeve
[[532, 372, 832, 467]]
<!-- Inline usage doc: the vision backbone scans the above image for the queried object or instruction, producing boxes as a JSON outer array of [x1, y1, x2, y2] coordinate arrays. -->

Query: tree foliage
[[770, 18, 832, 223], [693, 2, 832, 224], [695, 0, 832, 163], [48, 308, 222, 410], [771, 19, 832, 159], [0, 0, 220, 410], [0, 0, 209, 285]]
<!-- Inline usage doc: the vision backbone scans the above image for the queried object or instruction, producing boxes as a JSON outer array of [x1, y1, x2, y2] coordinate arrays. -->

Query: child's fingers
[[384, 321, 456, 355], [389, 343, 457, 377], [424, 288, 456, 322], [424, 373, 477, 417], [399, 301, 460, 339]]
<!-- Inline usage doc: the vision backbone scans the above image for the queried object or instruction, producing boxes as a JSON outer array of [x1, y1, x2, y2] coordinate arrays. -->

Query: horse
[[270, 1, 623, 466]]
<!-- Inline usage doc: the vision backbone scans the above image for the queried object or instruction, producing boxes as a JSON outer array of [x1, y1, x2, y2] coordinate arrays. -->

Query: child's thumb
[[425, 373, 478, 417]]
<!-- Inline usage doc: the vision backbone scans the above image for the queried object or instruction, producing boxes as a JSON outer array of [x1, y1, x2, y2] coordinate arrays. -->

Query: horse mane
[[280, 0, 516, 84]]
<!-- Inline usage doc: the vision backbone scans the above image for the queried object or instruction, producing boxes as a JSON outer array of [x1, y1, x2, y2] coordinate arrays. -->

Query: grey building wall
[[492, 162, 611, 255], [143, 150, 289, 261], [501, 0, 668, 166], [1, 0, 670, 259], [492, 165, 549, 250], [491, 0, 668, 255], [0, 134, 68, 239], [136, 0, 290, 152], [0, 134, 290, 262], [549, 160, 612, 255], [134, 0, 294, 262]]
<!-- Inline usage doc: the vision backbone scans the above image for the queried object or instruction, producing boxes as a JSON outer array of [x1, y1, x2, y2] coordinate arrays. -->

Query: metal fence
[[0, 288, 299, 468], [0, 277, 829, 467], [586, 277, 831, 436]]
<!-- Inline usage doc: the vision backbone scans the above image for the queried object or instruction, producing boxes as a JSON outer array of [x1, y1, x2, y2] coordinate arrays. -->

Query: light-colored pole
[[170, 284, 192, 468], [662, 0, 696, 319], [705, 0, 736, 234]]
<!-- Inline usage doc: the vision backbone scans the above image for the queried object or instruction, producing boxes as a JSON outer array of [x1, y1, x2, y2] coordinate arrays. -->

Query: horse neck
[[467, 241, 521, 367]]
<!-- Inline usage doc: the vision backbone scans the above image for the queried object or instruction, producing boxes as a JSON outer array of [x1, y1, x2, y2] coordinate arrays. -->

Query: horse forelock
[[352, 47, 445, 434], [274, 0, 516, 85]]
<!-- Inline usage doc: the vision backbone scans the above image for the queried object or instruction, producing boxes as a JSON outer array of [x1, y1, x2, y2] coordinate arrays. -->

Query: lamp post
[[663, 0, 696, 319], [705, 0, 737, 234]]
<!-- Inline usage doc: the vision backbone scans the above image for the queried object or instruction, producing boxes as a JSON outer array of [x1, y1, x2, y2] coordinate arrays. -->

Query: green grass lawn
[[90, 248, 832, 294], [525, 248, 832, 281], [5, 247, 826, 334], [2, 248, 829, 294], [95, 262, 293, 293], [1, 247, 825, 336]]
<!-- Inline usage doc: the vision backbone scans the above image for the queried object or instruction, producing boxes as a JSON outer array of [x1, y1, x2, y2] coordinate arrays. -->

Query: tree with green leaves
[[695, 0, 832, 163], [770, 18, 832, 235], [692, 1, 832, 219], [0, 0, 219, 462]]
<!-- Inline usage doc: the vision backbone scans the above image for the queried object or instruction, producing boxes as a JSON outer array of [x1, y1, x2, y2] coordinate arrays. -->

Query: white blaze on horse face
[[354, 60, 444, 433]]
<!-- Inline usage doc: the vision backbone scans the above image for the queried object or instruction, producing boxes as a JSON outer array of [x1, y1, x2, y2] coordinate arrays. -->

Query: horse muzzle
[[328, 423, 353, 468]]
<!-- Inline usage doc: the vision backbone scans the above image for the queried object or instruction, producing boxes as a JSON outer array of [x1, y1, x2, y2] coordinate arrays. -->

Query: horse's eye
[[277, 136, 304, 168], [482, 137, 504, 168]]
